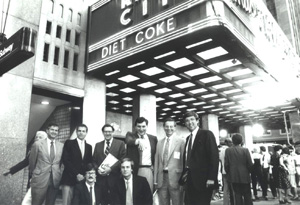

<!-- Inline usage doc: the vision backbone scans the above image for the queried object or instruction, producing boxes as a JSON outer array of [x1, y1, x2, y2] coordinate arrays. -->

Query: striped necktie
[[105, 140, 110, 155]]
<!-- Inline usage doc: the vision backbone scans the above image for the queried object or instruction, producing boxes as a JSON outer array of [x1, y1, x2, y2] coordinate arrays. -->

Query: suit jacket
[[72, 181, 107, 205], [93, 138, 126, 175], [61, 139, 93, 186], [154, 135, 185, 189], [224, 145, 253, 184], [29, 139, 64, 188], [112, 175, 153, 205], [125, 132, 157, 174], [183, 129, 219, 191]]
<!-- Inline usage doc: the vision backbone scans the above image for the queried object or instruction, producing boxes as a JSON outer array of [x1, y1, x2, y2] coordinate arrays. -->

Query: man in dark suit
[[93, 124, 126, 204], [181, 111, 219, 205], [125, 117, 158, 192], [29, 123, 64, 205], [112, 158, 153, 205], [225, 133, 253, 205], [72, 163, 107, 205], [61, 124, 93, 205]]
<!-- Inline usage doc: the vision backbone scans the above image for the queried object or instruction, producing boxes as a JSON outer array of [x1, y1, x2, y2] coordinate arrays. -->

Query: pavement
[[211, 190, 300, 205]]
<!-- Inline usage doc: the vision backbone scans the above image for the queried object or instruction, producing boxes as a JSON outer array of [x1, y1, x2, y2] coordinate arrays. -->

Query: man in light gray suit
[[29, 123, 64, 205], [154, 118, 185, 205]]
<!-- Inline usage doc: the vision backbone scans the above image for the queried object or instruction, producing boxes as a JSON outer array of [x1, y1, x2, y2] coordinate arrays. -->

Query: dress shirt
[[139, 134, 152, 166], [103, 138, 113, 154], [77, 138, 85, 158], [85, 182, 95, 205], [46, 138, 56, 156], [261, 152, 270, 169], [185, 127, 199, 160]]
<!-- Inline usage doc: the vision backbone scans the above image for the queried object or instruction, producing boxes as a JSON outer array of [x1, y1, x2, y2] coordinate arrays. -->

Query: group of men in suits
[[28, 111, 220, 205]]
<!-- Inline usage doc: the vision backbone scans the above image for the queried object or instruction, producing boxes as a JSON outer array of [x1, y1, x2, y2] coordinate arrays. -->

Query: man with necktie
[[29, 123, 64, 205], [112, 158, 152, 205], [125, 117, 158, 192], [61, 124, 93, 205], [93, 124, 126, 204], [154, 118, 185, 205], [72, 163, 107, 205], [181, 111, 219, 205]]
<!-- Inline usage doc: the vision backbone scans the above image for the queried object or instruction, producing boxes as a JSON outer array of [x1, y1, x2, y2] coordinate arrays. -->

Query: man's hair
[[85, 163, 97, 173], [282, 147, 290, 155], [260, 146, 266, 152], [183, 111, 199, 120], [274, 145, 282, 152], [232, 133, 243, 145], [163, 118, 176, 127], [47, 122, 59, 129], [134, 117, 148, 126], [101, 124, 115, 132], [121, 158, 134, 170], [224, 137, 232, 144], [77, 124, 88, 132]]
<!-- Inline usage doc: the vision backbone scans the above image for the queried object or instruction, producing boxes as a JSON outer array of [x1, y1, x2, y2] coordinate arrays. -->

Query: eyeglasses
[[103, 131, 113, 134]]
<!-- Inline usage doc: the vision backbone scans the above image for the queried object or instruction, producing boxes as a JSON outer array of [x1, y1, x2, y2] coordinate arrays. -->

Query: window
[[73, 53, 78, 71], [59, 4, 64, 18], [75, 32, 80, 46], [43, 43, 49, 62], [66, 29, 71, 42], [56, 25, 62, 38], [64, 50, 69, 68], [46, 21, 52, 34], [48, 0, 54, 14], [68, 9, 73, 22], [54, 47, 60, 65], [77, 13, 81, 25]]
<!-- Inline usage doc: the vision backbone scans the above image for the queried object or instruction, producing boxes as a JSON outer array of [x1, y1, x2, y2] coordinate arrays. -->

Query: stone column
[[83, 76, 106, 151], [0, 72, 33, 204], [132, 94, 156, 136], [201, 114, 219, 145], [289, 111, 300, 144], [239, 125, 254, 150]]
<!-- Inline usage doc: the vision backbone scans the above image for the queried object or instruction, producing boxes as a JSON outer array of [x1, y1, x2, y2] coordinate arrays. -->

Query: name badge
[[174, 151, 180, 159]]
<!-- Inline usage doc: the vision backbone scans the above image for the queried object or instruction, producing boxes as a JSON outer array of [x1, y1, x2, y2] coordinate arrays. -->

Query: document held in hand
[[99, 153, 119, 168]]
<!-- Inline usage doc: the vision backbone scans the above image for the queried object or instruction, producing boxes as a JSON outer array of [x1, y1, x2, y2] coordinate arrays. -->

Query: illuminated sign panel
[[0, 27, 36, 76], [88, 0, 207, 71]]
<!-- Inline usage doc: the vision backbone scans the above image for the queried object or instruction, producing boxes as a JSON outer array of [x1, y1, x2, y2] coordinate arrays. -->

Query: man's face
[[77, 126, 88, 140], [46, 126, 59, 140], [85, 170, 96, 184], [164, 121, 176, 137], [121, 161, 132, 179], [184, 116, 198, 132], [135, 121, 147, 136], [103, 126, 114, 141]]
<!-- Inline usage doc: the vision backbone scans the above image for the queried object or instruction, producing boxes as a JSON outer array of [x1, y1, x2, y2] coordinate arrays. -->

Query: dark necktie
[[89, 186, 93, 205], [163, 137, 170, 170], [186, 134, 192, 167], [105, 140, 110, 155], [50, 141, 55, 162]]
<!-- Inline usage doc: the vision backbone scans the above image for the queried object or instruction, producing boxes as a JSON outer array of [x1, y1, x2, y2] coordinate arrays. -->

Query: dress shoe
[[284, 199, 292, 204], [279, 200, 286, 204]]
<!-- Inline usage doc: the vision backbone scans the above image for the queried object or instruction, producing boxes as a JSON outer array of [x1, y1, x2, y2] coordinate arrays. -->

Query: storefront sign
[[88, 0, 206, 71], [0, 27, 36, 76]]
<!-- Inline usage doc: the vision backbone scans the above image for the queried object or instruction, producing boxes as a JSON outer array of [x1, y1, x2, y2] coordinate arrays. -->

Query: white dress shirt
[[77, 138, 85, 158], [139, 134, 152, 166], [46, 138, 56, 156]]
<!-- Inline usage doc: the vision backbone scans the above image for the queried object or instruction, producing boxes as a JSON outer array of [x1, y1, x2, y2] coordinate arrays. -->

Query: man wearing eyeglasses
[[72, 163, 107, 205], [93, 124, 126, 204]]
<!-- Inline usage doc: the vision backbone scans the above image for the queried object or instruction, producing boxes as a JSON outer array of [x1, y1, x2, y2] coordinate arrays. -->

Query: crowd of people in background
[[4, 109, 300, 205], [218, 138, 300, 205]]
